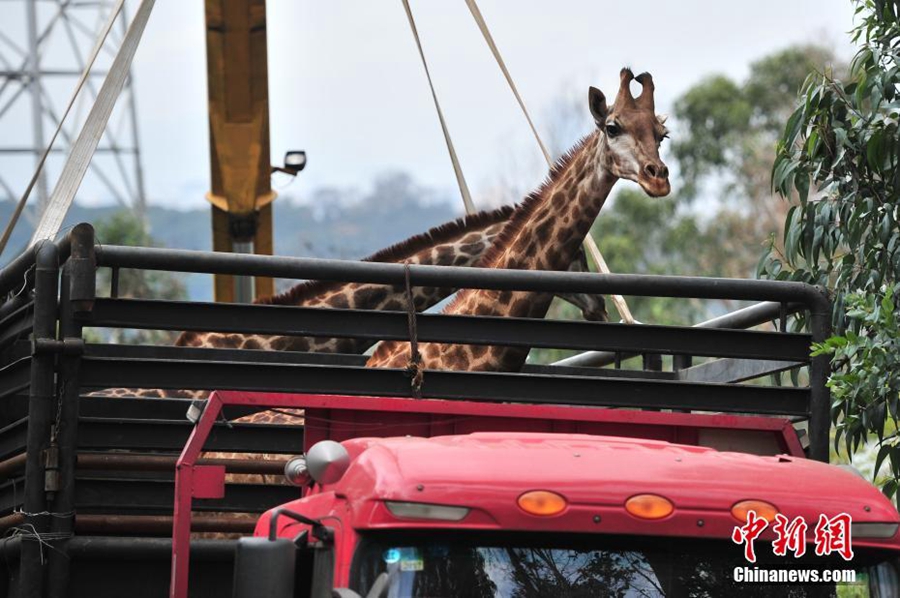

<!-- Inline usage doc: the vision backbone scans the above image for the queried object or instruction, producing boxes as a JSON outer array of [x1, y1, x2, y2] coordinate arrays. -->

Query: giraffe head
[[588, 68, 670, 197]]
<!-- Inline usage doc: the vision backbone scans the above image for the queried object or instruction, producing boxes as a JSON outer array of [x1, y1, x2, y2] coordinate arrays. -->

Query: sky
[[1, 0, 859, 212]]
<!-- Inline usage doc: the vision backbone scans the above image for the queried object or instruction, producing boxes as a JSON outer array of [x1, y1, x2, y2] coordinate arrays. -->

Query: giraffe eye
[[605, 123, 621, 138]]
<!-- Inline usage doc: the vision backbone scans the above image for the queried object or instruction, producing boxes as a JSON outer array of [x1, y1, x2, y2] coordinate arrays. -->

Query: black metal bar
[[522, 363, 676, 381], [20, 242, 59, 598], [73, 478, 298, 514], [84, 299, 813, 361], [0, 236, 70, 299], [67, 224, 96, 315], [110, 267, 119, 299], [67, 536, 237, 561], [0, 535, 238, 562], [78, 357, 810, 416], [0, 357, 32, 400], [642, 353, 663, 372], [0, 306, 33, 356], [48, 223, 92, 598], [85, 342, 369, 367], [554, 301, 806, 368], [808, 290, 833, 462], [0, 293, 33, 325], [76, 394, 270, 422], [76, 453, 287, 475], [0, 417, 27, 462], [95, 245, 828, 307], [672, 354, 692, 372], [0, 475, 296, 517], [74, 513, 258, 534], [679, 358, 802, 384], [76, 418, 304, 454]]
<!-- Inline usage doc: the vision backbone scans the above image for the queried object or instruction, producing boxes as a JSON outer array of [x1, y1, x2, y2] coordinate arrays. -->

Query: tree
[[672, 45, 842, 279], [92, 211, 187, 344], [761, 0, 900, 495]]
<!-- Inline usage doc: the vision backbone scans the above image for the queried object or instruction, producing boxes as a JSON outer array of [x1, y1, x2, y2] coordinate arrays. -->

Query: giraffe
[[367, 68, 670, 372], [93, 204, 607, 401], [174, 207, 607, 355]]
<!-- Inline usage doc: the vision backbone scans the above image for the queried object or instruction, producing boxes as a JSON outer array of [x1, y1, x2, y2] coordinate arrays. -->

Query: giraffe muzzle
[[639, 162, 671, 197]]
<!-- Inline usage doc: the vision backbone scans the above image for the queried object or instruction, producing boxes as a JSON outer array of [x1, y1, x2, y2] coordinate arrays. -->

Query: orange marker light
[[517, 490, 567, 516], [625, 494, 674, 520], [732, 500, 779, 523]]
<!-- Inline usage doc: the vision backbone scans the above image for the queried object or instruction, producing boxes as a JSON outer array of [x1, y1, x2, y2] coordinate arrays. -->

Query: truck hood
[[322, 432, 899, 546]]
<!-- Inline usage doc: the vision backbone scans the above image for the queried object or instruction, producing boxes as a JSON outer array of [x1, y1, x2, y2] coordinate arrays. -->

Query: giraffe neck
[[175, 207, 514, 353], [481, 132, 614, 276], [367, 131, 618, 371], [257, 205, 516, 309]]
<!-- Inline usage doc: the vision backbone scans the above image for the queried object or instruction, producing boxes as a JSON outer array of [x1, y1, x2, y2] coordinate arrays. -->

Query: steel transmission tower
[[0, 0, 146, 221]]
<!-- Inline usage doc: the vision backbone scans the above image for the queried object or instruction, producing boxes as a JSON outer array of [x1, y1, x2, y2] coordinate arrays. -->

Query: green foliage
[[813, 287, 900, 496], [672, 75, 753, 198], [762, 0, 900, 495], [92, 211, 187, 344], [745, 46, 842, 134], [673, 45, 839, 203]]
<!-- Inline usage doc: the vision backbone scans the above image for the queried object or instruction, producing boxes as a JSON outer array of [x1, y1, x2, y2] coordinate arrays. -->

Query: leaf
[[875, 443, 892, 479], [796, 173, 810, 204]]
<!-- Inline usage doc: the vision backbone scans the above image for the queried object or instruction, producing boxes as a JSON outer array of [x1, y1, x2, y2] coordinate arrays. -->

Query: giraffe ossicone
[[366, 67, 671, 373]]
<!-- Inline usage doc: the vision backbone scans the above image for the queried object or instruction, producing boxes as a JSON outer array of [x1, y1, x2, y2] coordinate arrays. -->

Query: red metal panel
[[266, 392, 803, 457], [192, 465, 226, 499]]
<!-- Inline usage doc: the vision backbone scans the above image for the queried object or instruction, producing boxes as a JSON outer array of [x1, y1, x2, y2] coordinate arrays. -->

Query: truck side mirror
[[233, 537, 296, 598]]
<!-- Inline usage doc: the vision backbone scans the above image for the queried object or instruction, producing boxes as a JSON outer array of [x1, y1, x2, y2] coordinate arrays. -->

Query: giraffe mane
[[441, 132, 598, 313], [255, 204, 517, 306]]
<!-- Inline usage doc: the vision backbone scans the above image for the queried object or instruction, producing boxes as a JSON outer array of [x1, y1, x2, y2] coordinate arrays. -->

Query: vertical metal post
[[232, 239, 255, 303], [642, 353, 662, 372], [25, 0, 49, 211], [19, 242, 59, 598], [204, 0, 276, 303], [808, 293, 832, 463], [47, 224, 94, 598], [673, 354, 692, 371]]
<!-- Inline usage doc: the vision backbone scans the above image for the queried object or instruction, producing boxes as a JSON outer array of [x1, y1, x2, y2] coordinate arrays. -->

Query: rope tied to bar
[[402, 264, 424, 398], [4, 519, 74, 564]]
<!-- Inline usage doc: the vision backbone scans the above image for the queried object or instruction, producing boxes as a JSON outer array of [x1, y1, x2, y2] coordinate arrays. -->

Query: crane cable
[[28, 0, 156, 249], [401, 0, 635, 324], [400, 0, 476, 215], [464, 0, 634, 325], [0, 0, 127, 256]]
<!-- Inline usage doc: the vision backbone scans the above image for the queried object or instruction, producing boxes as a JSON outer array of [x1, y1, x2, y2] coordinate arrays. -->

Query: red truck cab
[[234, 394, 900, 597]]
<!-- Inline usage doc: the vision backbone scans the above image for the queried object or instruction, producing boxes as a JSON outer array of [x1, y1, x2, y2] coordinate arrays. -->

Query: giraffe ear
[[588, 86, 608, 126]]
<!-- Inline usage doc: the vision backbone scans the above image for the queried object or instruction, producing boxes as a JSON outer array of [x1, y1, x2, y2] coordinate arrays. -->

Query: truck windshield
[[352, 532, 898, 598]]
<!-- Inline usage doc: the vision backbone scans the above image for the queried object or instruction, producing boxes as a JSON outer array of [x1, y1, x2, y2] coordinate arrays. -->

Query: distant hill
[[0, 172, 465, 300]]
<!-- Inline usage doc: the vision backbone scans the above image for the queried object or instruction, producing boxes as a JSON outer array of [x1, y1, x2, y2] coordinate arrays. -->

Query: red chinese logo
[[813, 513, 854, 561], [772, 514, 808, 558], [731, 510, 769, 563], [732, 511, 853, 562]]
